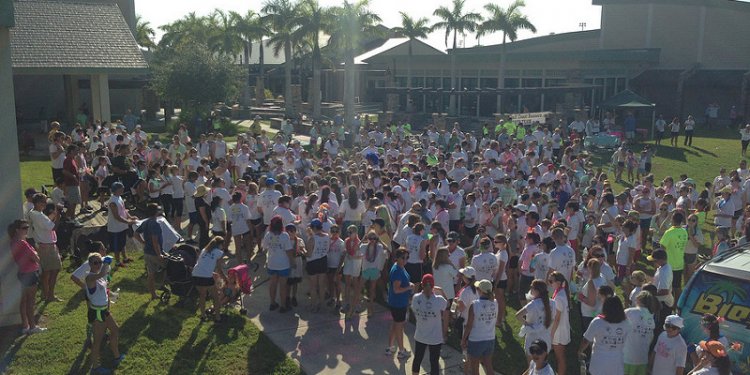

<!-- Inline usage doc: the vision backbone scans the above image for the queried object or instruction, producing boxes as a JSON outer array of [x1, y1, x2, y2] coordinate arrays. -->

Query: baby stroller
[[160, 243, 199, 305], [226, 263, 258, 315]]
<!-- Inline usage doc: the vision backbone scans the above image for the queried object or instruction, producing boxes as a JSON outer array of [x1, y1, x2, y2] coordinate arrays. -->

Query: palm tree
[[431, 0, 482, 114], [234, 10, 269, 95], [329, 0, 382, 126], [263, 0, 300, 116], [209, 10, 243, 61], [431, 0, 482, 50], [296, 0, 333, 119], [135, 15, 156, 50], [158, 12, 213, 49], [477, 0, 536, 112], [391, 12, 430, 110]]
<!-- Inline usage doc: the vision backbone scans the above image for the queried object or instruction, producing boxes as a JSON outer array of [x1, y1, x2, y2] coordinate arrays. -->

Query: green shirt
[[660, 226, 687, 271]]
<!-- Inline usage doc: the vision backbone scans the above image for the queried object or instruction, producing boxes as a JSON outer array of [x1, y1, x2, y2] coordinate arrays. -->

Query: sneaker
[[384, 346, 395, 356], [27, 327, 47, 334], [397, 350, 411, 359], [114, 354, 126, 367]]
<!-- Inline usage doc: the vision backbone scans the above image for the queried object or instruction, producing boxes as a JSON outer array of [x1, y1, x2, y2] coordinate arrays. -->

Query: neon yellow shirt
[[660, 226, 687, 271]]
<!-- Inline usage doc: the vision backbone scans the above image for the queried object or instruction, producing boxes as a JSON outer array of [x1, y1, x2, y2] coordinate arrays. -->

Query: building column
[[91, 73, 111, 123], [63, 75, 80, 125], [0, 26, 23, 327]]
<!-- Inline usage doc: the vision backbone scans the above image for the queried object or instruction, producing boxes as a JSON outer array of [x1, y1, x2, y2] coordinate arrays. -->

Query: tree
[[392, 12, 430, 110], [431, 0, 481, 114], [234, 11, 270, 98], [263, 0, 300, 116], [478, 0, 536, 112], [295, 0, 333, 119], [209, 10, 243, 60], [431, 0, 482, 50], [329, 0, 382, 126], [151, 42, 244, 131], [158, 12, 213, 49], [135, 15, 156, 50]]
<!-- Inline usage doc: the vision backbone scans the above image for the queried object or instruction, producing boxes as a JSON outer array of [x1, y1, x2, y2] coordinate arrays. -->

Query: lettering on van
[[691, 293, 750, 329]]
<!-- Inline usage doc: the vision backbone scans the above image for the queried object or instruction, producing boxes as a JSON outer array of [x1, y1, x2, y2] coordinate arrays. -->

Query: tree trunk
[[258, 39, 266, 103], [449, 52, 456, 115], [497, 36, 507, 113], [344, 50, 355, 128], [406, 40, 413, 112], [284, 41, 293, 116], [312, 48, 322, 119], [244, 42, 250, 86]]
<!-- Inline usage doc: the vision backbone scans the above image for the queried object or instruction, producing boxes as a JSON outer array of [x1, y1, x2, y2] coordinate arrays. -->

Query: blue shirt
[[137, 217, 163, 256], [388, 263, 411, 308], [625, 115, 636, 132]]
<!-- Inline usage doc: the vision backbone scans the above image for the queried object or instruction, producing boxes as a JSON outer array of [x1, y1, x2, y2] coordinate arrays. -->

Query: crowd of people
[[10, 113, 746, 375]]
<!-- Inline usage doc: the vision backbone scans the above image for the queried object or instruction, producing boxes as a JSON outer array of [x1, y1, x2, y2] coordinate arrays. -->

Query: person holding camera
[[28, 193, 63, 303]]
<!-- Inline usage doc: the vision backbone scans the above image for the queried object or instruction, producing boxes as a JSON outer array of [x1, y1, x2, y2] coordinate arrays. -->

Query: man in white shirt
[[258, 178, 282, 229], [447, 159, 469, 182], [648, 249, 674, 327], [548, 228, 576, 281], [650, 315, 687, 375], [323, 133, 340, 157]]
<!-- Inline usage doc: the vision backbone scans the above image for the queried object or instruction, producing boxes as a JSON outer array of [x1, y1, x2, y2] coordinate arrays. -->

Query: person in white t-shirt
[[462, 279, 498, 375], [410, 274, 448, 375], [578, 296, 629, 375], [192, 236, 226, 322], [524, 340, 555, 375], [263, 216, 294, 313], [549, 229, 576, 283], [228, 192, 253, 263], [548, 271, 570, 375], [623, 291, 657, 375], [650, 315, 687, 375]]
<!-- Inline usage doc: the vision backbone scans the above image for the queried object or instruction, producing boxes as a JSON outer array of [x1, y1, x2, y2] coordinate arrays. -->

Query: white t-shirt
[[448, 247, 466, 269], [184, 181, 197, 213], [531, 252, 550, 281], [549, 245, 576, 281], [583, 317, 629, 375], [211, 207, 226, 233], [228, 203, 251, 235], [406, 234, 424, 264], [472, 252, 498, 282], [361, 243, 387, 272], [567, 212, 584, 240], [623, 307, 655, 365], [653, 263, 674, 306], [411, 292, 448, 345], [259, 189, 282, 225], [616, 234, 636, 267], [468, 298, 498, 342], [580, 276, 607, 317], [72, 262, 91, 284], [263, 232, 292, 270], [340, 200, 366, 222], [495, 250, 508, 281], [552, 289, 570, 345], [309, 233, 331, 261], [49, 143, 65, 169], [272, 206, 297, 227], [526, 362, 555, 375], [192, 247, 224, 278], [652, 332, 688, 375], [171, 176, 185, 198], [457, 286, 479, 323], [432, 264, 458, 299], [106, 195, 129, 233], [327, 238, 345, 268]]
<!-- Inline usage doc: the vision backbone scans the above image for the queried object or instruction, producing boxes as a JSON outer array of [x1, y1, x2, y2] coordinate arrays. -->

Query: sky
[[134, 0, 603, 50]]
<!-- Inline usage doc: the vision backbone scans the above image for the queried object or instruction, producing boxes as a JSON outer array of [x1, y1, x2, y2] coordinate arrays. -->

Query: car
[[676, 245, 750, 374]]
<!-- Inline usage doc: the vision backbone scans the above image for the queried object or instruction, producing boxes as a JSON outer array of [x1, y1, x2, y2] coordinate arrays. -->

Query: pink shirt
[[11, 239, 39, 273], [519, 243, 540, 277]]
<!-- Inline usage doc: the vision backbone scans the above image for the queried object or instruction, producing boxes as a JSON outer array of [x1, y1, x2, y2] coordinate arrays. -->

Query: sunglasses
[[20, 226, 30, 230], [447, 239, 457, 243], [368, 237, 377, 241], [494, 240, 503, 244], [593, 253, 605, 258], [529, 348, 545, 356]]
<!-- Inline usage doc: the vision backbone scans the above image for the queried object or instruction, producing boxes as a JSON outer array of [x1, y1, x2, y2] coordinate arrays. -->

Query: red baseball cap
[[421, 274, 435, 287]]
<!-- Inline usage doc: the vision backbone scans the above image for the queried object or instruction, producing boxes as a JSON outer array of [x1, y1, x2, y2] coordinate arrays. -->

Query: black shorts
[[390, 306, 407, 323], [495, 279, 508, 289], [109, 230, 128, 253], [684, 253, 697, 265], [327, 267, 339, 275], [193, 276, 215, 287], [734, 210, 743, 220], [645, 162, 652, 173], [657, 131, 664, 139], [249, 218, 262, 226], [171, 197, 184, 216], [617, 161, 625, 168], [671, 131, 679, 137], [405, 262, 424, 284], [52, 168, 63, 183], [18, 270, 40, 288], [306, 256, 328, 275], [671, 270, 683, 289], [742, 140, 750, 151], [87, 306, 111, 323], [520, 274, 534, 294], [508, 255, 519, 269]]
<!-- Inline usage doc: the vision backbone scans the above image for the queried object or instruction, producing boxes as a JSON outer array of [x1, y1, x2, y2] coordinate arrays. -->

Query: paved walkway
[[237, 256, 499, 375]]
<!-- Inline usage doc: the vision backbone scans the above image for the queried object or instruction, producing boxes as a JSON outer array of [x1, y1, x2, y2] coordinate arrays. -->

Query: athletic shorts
[[250, 218, 262, 226], [188, 211, 200, 224], [268, 268, 290, 277], [508, 255, 519, 269], [389, 306, 407, 323], [624, 363, 648, 375], [405, 262, 423, 284], [362, 268, 380, 281], [109, 230, 128, 253], [327, 267, 339, 275], [495, 279, 508, 290], [306, 257, 328, 276], [88, 306, 110, 323], [144, 254, 164, 274], [672, 270, 683, 289], [66, 186, 82, 205], [192, 276, 215, 287], [684, 253, 697, 265], [467, 339, 494, 358], [18, 270, 40, 288]]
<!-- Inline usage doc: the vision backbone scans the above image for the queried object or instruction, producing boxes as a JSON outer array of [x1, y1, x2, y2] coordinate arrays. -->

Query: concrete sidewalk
[[237, 258, 499, 375]]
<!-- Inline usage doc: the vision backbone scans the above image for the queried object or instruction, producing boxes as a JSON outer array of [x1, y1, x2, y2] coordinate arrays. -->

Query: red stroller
[[227, 264, 257, 315]]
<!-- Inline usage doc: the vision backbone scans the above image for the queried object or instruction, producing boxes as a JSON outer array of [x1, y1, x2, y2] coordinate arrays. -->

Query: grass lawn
[[11, 126, 741, 375]]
